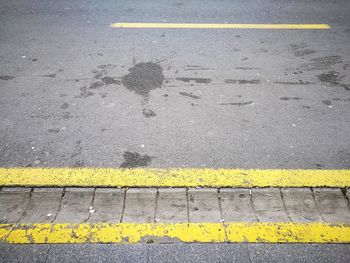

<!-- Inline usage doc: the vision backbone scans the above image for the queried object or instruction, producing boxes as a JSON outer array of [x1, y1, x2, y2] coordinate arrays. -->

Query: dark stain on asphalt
[[322, 100, 332, 106], [94, 69, 107, 79], [317, 71, 343, 84], [280, 97, 302, 101], [274, 81, 313, 85], [294, 49, 316, 57], [47, 128, 60, 134], [176, 77, 212, 84], [120, 151, 153, 168], [89, 81, 104, 89], [302, 105, 311, 109], [220, 101, 253, 106], [290, 43, 309, 50], [101, 76, 121, 85], [76, 86, 94, 98], [235, 67, 260, 70], [302, 55, 342, 70], [0, 75, 15, 81], [43, 73, 56, 78], [185, 65, 212, 71], [317, 71, 349, 90], [143, 108, 157, 118], [60, 102, 70, 110], [122, 62, 164, 100], [179, 92, 201, 99], [225, 79, 260, 84]]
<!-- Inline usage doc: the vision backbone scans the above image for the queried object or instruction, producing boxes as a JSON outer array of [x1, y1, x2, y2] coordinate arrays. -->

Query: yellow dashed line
[[0, 168, 349, 187], [1, 223, 349, 244], [110, 23, 330, 29]]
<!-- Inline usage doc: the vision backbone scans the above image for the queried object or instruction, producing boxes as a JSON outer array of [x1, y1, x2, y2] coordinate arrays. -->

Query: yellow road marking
[[1, 223, 349, 244], [0, 168, 349, 187], [110, 23, 330, 29]]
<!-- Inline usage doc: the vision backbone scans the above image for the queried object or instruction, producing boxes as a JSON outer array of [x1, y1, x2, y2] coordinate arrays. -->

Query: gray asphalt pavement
[[1, 0, 350, 261], [1, 0, 350, 169], [1, 243, 350, 263]]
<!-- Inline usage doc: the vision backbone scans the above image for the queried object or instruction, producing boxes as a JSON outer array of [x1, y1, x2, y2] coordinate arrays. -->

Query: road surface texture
[[1, 0, 350, 262], [1, 0, 350, 169]]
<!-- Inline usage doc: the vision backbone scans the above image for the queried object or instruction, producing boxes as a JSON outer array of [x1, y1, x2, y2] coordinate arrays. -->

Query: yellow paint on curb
[[1, 223, 349, 244], [0, 168, 349, 187], [110, 23, 330, 29]]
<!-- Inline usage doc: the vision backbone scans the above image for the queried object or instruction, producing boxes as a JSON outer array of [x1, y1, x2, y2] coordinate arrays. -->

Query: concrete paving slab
[[88, 188, 124, 223], [220, 188, 257, 222], [251, 188, 290, 222], [122, 188, 157, 223], [53, 188, 94, 223], [281, 188, 322, 222], [0, 188, 31, 223], [1, 188, 32, 192], [155, 188, 188, 223], [188, 189, 221, 222], [33, 188, 64, 192], [20, 189, 63, 223], [313, 188, 350, 223]]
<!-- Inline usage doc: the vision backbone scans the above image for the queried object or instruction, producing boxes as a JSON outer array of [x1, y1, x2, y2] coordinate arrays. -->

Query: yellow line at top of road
[[0, 168, 349, 187], [1, 223, 349, 244], [110, 23, 331, 29]]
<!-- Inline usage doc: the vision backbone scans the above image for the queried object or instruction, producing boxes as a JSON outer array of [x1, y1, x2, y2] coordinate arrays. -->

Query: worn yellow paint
[[110, 23, 330, 29], [1, 223, 349, 244], [0, 168, 349, 187]]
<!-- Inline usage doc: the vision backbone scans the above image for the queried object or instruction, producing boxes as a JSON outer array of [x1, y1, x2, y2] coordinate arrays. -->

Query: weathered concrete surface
[[0, 188, 31, 223], [188, 189, 221, 222], [281, 188, 322, 222], [156, 188, 188, 223], [53, 188, 94, 223], [88, 188, 124, 223], [1, 187, 350, 224], [220, 188, 257, 222], [313, 188, 350, 223], [122, 188, 157, 223], [20, 188, 63, 223], [251, 188, 290, 222]]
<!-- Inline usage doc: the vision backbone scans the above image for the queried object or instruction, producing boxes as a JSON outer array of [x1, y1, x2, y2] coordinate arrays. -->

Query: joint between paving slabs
[[249, 189, 260, 222], [279, 188, 293, 222], [185, 188, 190, 224], [310, 187, 326, 222], [217, 189, 229, 242], [86, 188, 97, 222], [51, 188, 66, 223], [154, 188, 160, 223], [16, 188, 33, 223], [119, 188, 127, 223], [341, 188, 350, 212], [217, 189, 224, 222]]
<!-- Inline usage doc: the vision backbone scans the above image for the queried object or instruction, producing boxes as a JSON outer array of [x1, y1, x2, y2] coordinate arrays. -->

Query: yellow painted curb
[[1, 223, 349, 244], [0, 168, 349, 187], [110, 23, 330, 29]]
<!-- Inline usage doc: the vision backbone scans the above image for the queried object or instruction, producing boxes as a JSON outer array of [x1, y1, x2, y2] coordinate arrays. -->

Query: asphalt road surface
[[1, 0, 350, 169], [1, 0, 350, 262]]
